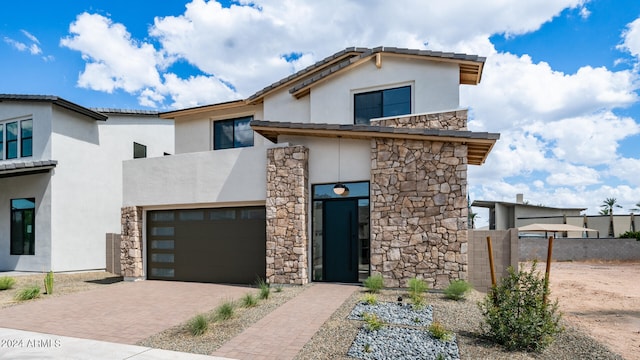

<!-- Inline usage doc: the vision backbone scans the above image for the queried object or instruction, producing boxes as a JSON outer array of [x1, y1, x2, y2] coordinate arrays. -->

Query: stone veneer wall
[[120, 206, 144, 279], [265, 146, 309, 284], [370, 110, 469, 288]]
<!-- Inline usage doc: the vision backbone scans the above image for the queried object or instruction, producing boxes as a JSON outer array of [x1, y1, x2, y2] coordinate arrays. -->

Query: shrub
[[361, 293, 378, 305], [407, 277, 428, 307], [256, 278, 270, 300], [444, 279, 472, 301], [619, 231, 640, 241], [187, 314, 208, 336], [274, 285, 283, 293], [362, 312, 384, 331], [241, 293, 258, 308], [428, 321, 452, 342], [363, 274, 384, 293], [44, 271, 54, 295], [479, 262, 563, 352], [15, 285, 41, 301], [214, 301, 236, 321], [0, 276, 16, 290]]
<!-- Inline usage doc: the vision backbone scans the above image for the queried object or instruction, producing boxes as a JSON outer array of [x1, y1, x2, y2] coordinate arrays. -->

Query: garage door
[[147, 206, 266, 284]]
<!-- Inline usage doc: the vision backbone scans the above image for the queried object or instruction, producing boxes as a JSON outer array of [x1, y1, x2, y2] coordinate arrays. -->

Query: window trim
[[212, 115, 255, 150], [352, 83, 413, 125], [0, 117, 33, 160]]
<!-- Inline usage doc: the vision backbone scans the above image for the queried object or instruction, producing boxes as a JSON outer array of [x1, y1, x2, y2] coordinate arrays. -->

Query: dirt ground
[[547, 261, 640, 360]]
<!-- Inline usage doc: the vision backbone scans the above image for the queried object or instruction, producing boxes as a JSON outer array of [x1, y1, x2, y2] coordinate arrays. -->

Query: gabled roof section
[[0, 94, 108, 121], [287, 47, 485, 99], [250, 120, 499, 165]]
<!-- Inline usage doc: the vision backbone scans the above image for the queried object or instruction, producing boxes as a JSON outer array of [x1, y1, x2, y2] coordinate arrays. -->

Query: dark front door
[[323, 199, 359, 282]]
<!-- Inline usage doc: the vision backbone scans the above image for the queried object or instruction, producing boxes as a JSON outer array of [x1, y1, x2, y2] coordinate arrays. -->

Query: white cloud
[[618, 18, 640, 59], [21, 30, 39, 44], [607, 157, 640, 187]]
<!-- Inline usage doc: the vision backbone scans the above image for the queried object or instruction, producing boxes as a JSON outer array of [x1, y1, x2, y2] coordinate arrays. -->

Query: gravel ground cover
[[349, 301, 433, 326], [348, 327, 459, 360], [295, 289, 625, 360], [0, 271, 122, 308], [136, 284, 308, 355]]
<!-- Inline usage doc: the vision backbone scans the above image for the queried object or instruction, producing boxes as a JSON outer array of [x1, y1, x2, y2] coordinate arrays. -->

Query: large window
[[354, 86, 411, 125], [213, 116, 254, 150], [11, 198, 35, 255], [1, 119, 33, 160]]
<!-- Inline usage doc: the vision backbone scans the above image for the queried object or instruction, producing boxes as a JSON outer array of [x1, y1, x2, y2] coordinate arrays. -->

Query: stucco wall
[[0, 101, 54, 164]]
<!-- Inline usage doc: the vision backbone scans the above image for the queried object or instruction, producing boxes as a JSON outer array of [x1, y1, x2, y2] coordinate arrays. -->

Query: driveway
[[0, 280, 251, 344]]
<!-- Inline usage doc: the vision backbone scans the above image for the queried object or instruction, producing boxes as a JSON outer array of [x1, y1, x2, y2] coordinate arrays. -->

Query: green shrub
[[187, 314, 208, 336], [479, 262, 563, 352], [619, 231, 640, 240], [256, 278, 270, 300], [428, 321, 452, 342], [361, 293, 378, 305], [0, 276, 16, 290], [362, 312, 384, 331], [241, 293, 258, 308], [44, 271, 54, 295], [444, 279, 472, 301], [407, 277, 428, 307], [274, 285, 283, 293], [15, 285, 41, 301], [214, 301, 236, 321], [363, 274, 384, 293]]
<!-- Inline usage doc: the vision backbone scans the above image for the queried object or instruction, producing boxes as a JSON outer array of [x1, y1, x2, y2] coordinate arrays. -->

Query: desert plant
[[0, 276, 16, 290], [444, 279, 472, 301], [407, 277, 428, 306], [256, 278, 271, 300], [428, 321, 452, 341], [274, 285, 283, 293], [435, 353, 445, 360], [364, 343, 372, 353], [44, 271, 54, 295], [214, 300, 236, 321], [362, 312, 384, 331], [15, 285, 41, 301], [619, 231, 640, 241], [363, 274, 384, 293], [187, 314, 208, 336], [361, 293, 378, 305], [479, 262, 563, 352], [241, 293, 258, 308]]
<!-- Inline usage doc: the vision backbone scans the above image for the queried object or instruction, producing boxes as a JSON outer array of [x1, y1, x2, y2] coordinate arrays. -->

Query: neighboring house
[[0, 95, 173, 272], [121, 47, 500, 287], [472, 194, 585, 230]]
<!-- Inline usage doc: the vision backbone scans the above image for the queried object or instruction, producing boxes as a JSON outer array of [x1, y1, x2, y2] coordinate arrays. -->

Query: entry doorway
[[312, 182, 370, 282]]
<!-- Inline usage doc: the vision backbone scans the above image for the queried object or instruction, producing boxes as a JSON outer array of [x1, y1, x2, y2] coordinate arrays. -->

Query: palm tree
[[630, 202, 640, 213], [468, 212, 478, 229], [601, 197, 622, 215], [599, 208, 610, 215]]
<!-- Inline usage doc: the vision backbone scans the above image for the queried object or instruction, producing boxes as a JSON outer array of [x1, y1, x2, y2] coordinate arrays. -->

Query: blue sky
[[2, 0, 640, 223]]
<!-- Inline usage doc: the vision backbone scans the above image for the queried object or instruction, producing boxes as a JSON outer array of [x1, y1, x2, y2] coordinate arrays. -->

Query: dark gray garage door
[[147, 206, 266, 284]]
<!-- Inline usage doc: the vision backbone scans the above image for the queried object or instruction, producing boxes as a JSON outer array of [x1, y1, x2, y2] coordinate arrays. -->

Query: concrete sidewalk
[[212, 283, 359, 360], [0, 328, 234, 360]]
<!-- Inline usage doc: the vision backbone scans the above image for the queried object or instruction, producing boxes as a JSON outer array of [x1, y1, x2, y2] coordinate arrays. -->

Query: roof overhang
[[159, 100, 247, 119], [0, 160, 57, 179], [251, 120, 498, 165], [0, 95, 107, 121]]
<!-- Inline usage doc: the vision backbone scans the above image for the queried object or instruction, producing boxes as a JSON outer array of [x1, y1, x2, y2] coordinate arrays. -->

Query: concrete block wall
[[468, 229, 519, 292], [520, 237, 640, 262]]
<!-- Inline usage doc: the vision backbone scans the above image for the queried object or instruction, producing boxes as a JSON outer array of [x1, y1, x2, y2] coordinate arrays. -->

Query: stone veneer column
[[120, 206, 144, 280], [370, 110, 469, 288], [265, 146, 309, 284]]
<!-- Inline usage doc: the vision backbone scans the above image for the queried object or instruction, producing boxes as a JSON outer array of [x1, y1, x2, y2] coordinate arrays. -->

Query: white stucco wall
[[261, 56, 460, 124], [48, 109, 174, 271], [123, 144, 275, 207], [0, 173, 52, 271]]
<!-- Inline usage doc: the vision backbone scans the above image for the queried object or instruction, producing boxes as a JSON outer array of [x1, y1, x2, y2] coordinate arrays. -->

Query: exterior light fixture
[[333, 136, 350, 196]]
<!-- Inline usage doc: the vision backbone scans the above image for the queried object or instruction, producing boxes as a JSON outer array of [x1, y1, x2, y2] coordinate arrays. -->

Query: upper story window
[[354, 86, 411, 125], [133, 142, 147, 159], [213, 116, 254, 150], [0, 119, 33, 160]]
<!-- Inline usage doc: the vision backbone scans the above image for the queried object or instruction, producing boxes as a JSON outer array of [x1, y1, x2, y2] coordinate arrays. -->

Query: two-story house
[[0, 95, 173, 272], [120, 47, 500, 288]]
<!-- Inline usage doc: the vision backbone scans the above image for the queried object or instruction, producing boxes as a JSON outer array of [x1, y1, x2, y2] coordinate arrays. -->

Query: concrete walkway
[[212, 283, 359, 360], [0, 281, 250, 344], [0, 328, 233, 360]]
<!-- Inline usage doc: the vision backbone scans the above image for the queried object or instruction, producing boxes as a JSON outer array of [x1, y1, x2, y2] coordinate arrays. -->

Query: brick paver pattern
[[0, 281, 249, 344], [212, 283, 358, 360]]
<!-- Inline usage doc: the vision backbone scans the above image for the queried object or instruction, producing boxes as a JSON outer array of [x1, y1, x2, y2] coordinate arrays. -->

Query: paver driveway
[[0, 281, 250, 344]]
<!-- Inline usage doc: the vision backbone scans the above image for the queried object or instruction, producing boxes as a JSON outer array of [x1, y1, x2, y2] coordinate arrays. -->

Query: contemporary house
[[0, 95, 173, 272], [121, 47, 500, 288]]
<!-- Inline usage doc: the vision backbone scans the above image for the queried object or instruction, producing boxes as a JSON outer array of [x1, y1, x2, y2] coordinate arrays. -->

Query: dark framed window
[[1, 119, 33, 160], [354, 86, 411, 125], [133, 142, 147, 159], [213, 116, 254, 150], [11, 198, 36, 255]]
